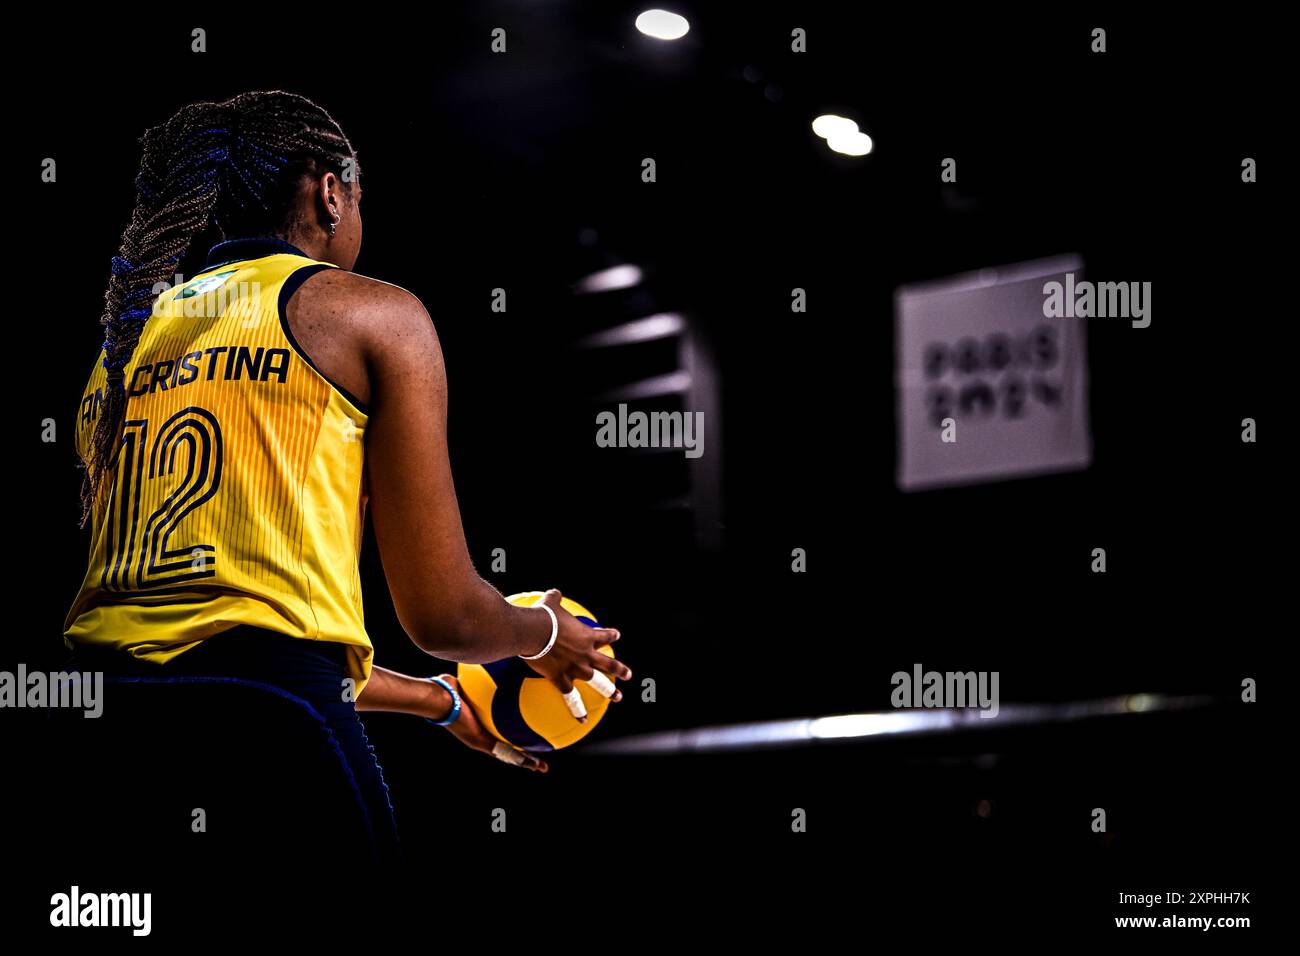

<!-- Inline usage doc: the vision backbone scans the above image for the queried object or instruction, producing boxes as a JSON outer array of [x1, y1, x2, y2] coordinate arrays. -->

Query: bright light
[[576, 313, 686, 347], [813, 114, 874, 157], [1125, 693, 1157, 713], [828, 129, 873, 156], [635, 10, 690, 40], [809, 711, 942, 738], [574, 264, 643, 294], [598, 370, 692, 402], [811, 114, 858, 139]]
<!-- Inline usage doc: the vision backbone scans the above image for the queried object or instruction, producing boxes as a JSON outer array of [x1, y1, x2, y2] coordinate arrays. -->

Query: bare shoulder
[[292, 269, 440, 363], [294, 269, 431, 335], [285, 269, 440, 408]]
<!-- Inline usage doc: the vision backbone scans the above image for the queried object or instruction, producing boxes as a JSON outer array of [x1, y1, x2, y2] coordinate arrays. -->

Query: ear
[[318, 171, 343, 221]]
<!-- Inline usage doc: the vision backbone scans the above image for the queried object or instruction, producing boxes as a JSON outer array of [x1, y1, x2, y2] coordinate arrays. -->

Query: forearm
[[406, 577, 552, 663], [356, 665, 454, 721], [448, 581, 554, 662]]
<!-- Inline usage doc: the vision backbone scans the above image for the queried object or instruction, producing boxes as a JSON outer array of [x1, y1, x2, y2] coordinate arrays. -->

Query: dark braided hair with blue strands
[[81, 91, 356, 526]]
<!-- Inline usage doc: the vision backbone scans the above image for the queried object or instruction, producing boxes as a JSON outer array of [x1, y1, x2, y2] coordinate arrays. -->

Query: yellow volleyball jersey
[[64, 238, 373, 693]]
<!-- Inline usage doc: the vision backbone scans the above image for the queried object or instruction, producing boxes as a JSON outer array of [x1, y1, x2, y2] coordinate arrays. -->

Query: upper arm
[[352, 280, 479, 648]]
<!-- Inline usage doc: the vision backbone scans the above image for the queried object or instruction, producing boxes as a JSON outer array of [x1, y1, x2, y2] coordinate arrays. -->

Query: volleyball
[[456, 592, 616, 752]]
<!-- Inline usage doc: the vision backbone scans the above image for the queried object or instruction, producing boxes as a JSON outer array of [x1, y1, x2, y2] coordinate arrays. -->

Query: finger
[[517, 750, 548, 772], [491, 741, 529, 766], [584, 670, 617, 699], [590, 627, 621, 647], [591, 652, 632, 683], [560, 686, 588, 723], [549, 673, 575, 695]]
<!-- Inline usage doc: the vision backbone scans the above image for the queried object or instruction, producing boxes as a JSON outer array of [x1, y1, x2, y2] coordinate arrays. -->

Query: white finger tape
[[492, 741, 528, 765], [585, 671, 616, 699], [561, 687, 588, 720]]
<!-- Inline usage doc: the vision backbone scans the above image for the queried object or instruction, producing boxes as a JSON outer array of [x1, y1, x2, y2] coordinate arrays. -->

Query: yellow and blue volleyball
[[456, 592, 615, 752]]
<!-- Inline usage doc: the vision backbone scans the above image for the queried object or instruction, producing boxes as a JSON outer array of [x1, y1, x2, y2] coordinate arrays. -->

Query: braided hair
[[80, 91, 356, 526]]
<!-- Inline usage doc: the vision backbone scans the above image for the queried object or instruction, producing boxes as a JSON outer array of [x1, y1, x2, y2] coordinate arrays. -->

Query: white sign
[[895, 255, 1092, 491]]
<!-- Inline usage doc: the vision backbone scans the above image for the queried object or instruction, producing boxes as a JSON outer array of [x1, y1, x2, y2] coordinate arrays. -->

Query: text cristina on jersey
[[81, 346, 292, 429]]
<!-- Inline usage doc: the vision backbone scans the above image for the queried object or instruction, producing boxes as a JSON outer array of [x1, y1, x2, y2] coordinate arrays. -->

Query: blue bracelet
[[424, 675, 462, 727]]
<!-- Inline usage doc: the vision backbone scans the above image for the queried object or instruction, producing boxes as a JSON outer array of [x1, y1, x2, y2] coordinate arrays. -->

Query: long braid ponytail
[[79, 91, 356, 526]]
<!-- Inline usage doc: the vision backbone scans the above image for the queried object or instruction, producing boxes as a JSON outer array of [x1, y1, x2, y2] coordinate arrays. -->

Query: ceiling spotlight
[[574, 264, 644, 294], [576, 313, 686, 348], [827, 129, 874, 156], [636, 9, 690, 41], [811, 114, 858, 139]]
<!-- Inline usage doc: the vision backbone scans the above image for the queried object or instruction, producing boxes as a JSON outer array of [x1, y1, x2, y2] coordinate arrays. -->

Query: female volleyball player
[[62, 91, 630, 856]]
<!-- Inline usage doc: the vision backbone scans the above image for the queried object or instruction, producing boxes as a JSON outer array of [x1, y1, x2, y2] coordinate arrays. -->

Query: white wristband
[[518, 602, 558, 660]]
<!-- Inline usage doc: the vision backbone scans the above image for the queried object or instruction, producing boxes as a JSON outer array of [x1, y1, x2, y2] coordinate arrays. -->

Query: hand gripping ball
[[456, 592, 616, 752]]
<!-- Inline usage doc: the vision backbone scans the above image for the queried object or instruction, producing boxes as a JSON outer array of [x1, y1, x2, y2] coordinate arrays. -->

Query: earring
[[327, 216, 338, 238]]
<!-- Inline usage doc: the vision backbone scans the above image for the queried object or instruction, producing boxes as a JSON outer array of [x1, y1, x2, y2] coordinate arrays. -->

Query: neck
[[283, 228, 331, 264]]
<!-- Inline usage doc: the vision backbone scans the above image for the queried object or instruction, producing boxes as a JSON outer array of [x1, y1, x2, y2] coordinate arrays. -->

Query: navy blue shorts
[[66, 626, 401, 863]]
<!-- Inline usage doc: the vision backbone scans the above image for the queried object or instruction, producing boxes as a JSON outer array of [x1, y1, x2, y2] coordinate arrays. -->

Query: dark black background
[[9, 3, 1280, 938]]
